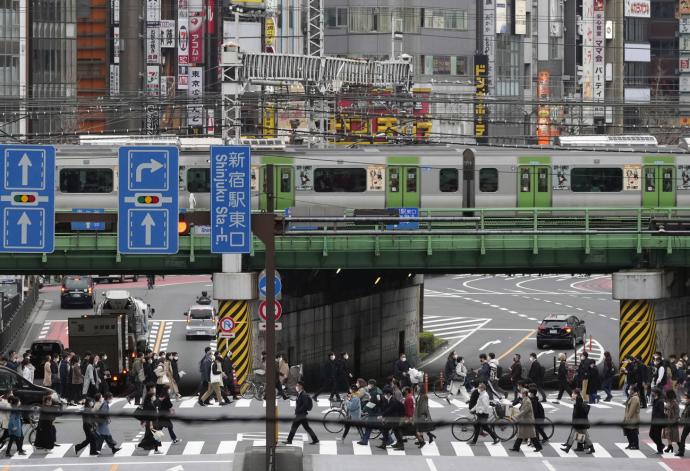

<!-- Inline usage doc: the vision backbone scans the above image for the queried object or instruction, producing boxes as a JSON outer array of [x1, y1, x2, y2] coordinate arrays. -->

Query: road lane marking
[[426, 458, 439, 471], [319, 440, 338, 455], [217, 441, 238, 454], [419, 318, 492, 367], [497, 330, 536, 362], [451, 442, 473, 456], [352, 440, 372, 455], [182, 441, 204, 455], [591, 443, 612, 458], [421, 442, 440, 456], [484, 441, 508, 456], [479, 340, 501, 350], [153, 321, 166, 354], [542, 460, 557, 471], [615, 442, 646, 458]]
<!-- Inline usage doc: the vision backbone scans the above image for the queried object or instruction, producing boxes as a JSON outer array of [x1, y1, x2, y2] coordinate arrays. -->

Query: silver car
[[185, 304, 216, 340]]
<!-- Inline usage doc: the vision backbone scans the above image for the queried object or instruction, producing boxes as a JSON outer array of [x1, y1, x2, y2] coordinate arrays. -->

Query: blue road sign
[[118, 147, 178, 254], [71, 208, 105, 231], [258, 270, 282, 299], [0, 145, 55, 253], [386, 208, 420, 230], [210, 145, 251, 253]]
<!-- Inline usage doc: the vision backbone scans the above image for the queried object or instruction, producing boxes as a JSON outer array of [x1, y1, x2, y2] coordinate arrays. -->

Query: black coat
[[322, 359, 338, 380], [572, 399, 590, 430], [155, 396, 174, 428], [528, 361, 543, 383], [59, 360, 70, 385], [171, 359, 180, 383], [651, 397, 665, 420], [393, 359, 411, 380], [587, 366, 601, 392], [294, 391, 312, 416], [530, 396, 545, 419], [557, 361, 568, 381], [636, 363, 649, 385], [381, 397, 405, 418], [510, 361, 523, 383]]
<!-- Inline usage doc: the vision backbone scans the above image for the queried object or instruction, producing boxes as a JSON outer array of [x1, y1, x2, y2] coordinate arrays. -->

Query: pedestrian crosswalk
[[6, 438, 683, 460], [423, 315, 491, 342]]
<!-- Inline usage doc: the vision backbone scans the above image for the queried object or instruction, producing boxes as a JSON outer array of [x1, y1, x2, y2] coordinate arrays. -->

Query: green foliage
[[419, 331, 443, 354]]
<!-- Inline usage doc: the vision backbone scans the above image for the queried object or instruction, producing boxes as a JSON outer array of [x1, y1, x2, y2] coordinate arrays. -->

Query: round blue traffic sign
[[258, 271, 282, 297], [220, 318, 235, 332]]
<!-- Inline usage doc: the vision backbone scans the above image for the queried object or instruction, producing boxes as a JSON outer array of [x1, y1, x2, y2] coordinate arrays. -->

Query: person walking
[[623, 384, 641, 450], [444, 352, 456, 394], [42, 355, 53, 388], [284, 381, 319, 445], [95, 392, 121, 454], [509, 354, 523, 404], [527, 353, 547, 402], [338, 352, 354, 393], [414, 385, 437, 445], [0, 393, 9, 450], [138, 385, 162, 454], [313, 353, 339, 402], [377, 387, 405, 450], [58, 353, 71, 401], [170, 352, 182, 399], [636, 357, 649, 408], [529, 387, 549, 443], [74, 396, 99, 456], [197, 347, 212, 404], [553, 353, 572, 404], [451, 357, 470, 402], [33, 395, 57, 451], [601, 351, 616, 402], [622, 356, 636, 399], [675, 390, 690, 456], [82, 355, 101, 398], [163, 353, 179, 399], [274, 354, 289, 400], [509, 388, 542, 452], [221, 351, 239, 401], [561, 390, 595, 454], [4, 397, 25, 457], [199, 353, 229, 406], [20, 357, 34, 384], [577, 352, 592, 400], [469, 383, 500, 445], [156, 387, 180, 444], [650, 387, 665, 454], [97, 353, 111, 395], [664, 389, 680, 454], [393, 353, 411, 388], [341, 386, 362, 441], [70, 355, 84, 404], [154, 356, 170, 396], [357, 380, 383, 446], [127, 352, 145, 405], [587, 361, 601, 404]]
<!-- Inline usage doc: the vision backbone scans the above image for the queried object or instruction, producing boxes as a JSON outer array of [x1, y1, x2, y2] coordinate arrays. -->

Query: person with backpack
[[601, 351, 616, 402], [488, 352, 505, 399], [527, 353, 547, 402], [357, 380, 382, 446], [284, 381, 319, 445]]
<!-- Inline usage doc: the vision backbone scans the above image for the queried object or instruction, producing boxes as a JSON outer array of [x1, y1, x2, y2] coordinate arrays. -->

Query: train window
[[519, 168, 531, 192], [645, 169, 655, 192], [537, 168, 548, 192], [59, 168, 113, 193], [663, 167, 673, 192], [280, 169, 291, 192], [314, 168, 367, 192], [571, 168, 623, 192], [439, 168, 459, 192], [187, 168, 210, 192], [407, 168, 418, 192], [389, 168, 400, 192], [479, 168, 498, 192]]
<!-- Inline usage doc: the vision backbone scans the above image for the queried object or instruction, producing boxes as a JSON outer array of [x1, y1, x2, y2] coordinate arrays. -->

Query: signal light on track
[[136, 195, 160, 204], [13, 194, 36, 203]]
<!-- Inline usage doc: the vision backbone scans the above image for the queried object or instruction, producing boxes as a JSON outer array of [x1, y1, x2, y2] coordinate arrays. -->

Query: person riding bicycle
[[146, 275, 155, 289], [196, 291, 212, 305]]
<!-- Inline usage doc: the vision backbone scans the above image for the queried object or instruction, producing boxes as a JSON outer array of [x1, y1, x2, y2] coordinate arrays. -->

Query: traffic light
[[13, 194, 36, 203], [178, 214, 190, 235]]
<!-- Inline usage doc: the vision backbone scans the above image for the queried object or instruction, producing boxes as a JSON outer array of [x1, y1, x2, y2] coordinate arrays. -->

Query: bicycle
[[536, 416, 555, 440], [240, 370, 266, 400], [322, 400, 381, 439], [23, 409, 39, 446], [432, 377, 450, 399], [451, 403, 515, 442]]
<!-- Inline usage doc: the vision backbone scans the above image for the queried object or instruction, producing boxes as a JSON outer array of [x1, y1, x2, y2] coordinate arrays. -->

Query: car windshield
[[542, 320, 567, 328], [64, 278, 88, 289], [32, 344, 57, 354], [190, 309, 213, 319]]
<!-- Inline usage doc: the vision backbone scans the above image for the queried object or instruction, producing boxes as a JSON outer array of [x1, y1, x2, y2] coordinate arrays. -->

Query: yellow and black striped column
[[217, 300, 252, 385], [619, 299, 657, 385]]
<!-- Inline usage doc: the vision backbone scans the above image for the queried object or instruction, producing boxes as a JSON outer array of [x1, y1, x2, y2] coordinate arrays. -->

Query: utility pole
[[120, 0, 143, 133]]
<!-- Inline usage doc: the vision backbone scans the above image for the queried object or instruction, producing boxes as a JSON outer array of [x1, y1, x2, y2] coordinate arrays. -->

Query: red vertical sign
[[189, 13, 204, 64], [207, 0, 215, 34]]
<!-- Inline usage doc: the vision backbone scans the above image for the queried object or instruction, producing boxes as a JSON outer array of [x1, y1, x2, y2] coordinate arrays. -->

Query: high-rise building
[[0, 0, 28, 139]]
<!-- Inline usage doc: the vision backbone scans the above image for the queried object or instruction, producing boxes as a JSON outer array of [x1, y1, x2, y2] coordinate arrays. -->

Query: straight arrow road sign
[[19, 153, 31, 186], [141, 213, 155, 245], [18, 211, 30, 244]]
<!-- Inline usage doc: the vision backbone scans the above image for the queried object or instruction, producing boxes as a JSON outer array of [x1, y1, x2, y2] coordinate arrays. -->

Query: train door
[[386, 166, 420, 207], [642, 165, 675, 208], [259, 165, 295, 211], [517, 165, 551, 207]]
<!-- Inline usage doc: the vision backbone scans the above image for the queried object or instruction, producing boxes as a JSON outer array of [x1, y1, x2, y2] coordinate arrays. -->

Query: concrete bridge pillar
[[613, 270, 690, 368], [213, 254, 257, 385]]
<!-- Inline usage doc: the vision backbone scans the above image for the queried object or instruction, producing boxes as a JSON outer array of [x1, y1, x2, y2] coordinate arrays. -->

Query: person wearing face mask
[[313, 352, 339, 402], [675, 390, 690, 456], [170, 352, 181, 399], [164, 353, 180, 399], [444, 351, 457, 395], [393, 353, 411, 388], [284, 381, 319, 445], [338, 352, 354, 394], [469, 383, 500, 445], [197, 347, 213, 404], [95, 392, 122, 454], [509, 388, 542, 453], [509, 354, 523, 404], [275, 354, 289, 400], [144, 354, 156, 386], [586, 361, 601, 404], [450, 356, 470, 402], [138, 386, 162, 454], [650, 387, 665, 454], [527, 353, 547, 402], [636, 357, 649, 408], [560, 389, 594, 454], [652, 356, 666, 391], [97, 352, 111, 395], [553, 353, 572, 404], [623, 384, 641, 450], [376, 387, 405, 451], [82, 355, 101, 398], [576, 352, 592, 400]]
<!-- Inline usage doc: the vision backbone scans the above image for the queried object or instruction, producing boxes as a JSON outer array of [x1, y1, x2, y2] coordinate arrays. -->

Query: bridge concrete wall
[[250, 271, 423, 387], [653, 297, 690, 357]]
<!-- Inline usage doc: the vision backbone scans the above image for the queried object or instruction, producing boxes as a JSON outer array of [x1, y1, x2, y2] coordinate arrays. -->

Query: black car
[[536, 315, 586, 349], [60, 276, 94, 308], [30, 340, 65, 379], [0, 366, 59, 418]]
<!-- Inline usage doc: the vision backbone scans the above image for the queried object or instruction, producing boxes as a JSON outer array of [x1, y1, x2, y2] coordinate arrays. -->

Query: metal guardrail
[[0, 283, 39, 353]]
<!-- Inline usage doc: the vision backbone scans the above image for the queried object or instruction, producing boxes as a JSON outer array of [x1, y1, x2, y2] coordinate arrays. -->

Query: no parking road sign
[[219, 317, 236, 339]]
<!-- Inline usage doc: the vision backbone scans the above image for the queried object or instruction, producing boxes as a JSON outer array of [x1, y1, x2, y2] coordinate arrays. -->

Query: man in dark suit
[[284, 381, 319, 445], [377, 387, 406, 451]]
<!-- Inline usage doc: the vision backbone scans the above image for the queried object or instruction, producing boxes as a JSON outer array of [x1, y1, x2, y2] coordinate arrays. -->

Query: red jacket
[[404, 394, 414, 418]]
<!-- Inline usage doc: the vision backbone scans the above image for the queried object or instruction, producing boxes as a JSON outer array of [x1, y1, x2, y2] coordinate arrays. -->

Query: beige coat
[[665, 399, 680, 442], [514, 397, 536, 439], [623, 393, 640, 429], [278, 359, 289, 384], [43, 361, 52, 386]]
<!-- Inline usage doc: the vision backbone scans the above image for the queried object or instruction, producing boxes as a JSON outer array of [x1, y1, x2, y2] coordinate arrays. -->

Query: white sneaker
[[172, 439, 181, 444]]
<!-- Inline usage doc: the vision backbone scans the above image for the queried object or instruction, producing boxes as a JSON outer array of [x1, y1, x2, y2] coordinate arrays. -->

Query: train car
[[52, 142, 690, 230]]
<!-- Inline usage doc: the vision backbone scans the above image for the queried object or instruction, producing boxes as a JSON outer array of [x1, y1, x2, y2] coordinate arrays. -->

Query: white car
[[185, 304, 217, 340]]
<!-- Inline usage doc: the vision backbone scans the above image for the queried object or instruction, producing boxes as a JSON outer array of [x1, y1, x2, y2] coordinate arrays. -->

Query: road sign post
[[0, 145, 55, 253], [118, 146, 179, 254], [219, 317, 236, 339], [210, 145, 251, 253], [258, 269, 282, 300]]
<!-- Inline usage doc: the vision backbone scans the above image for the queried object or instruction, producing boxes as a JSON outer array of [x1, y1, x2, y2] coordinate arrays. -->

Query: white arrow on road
[[166, 466, 184, 471], [141, 213, 155, 245], [18, 212, 31, 244], [135, 159, 164, 182], [479, 340, 501, 351], [537, 350, 554, 358], [19, 153, 32, 186]]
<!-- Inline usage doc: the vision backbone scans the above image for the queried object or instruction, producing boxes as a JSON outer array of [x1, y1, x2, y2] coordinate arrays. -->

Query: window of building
[[433, 56, 451, 75], [420, 55, 469, 75], [59, 168, 113, 193], [349, 7, 391, 33], [187, 168, 210, 192], [421, 8, 467, 30], [439, 168, 459, 192], [651, 1, 675, 18], [571, 168, 623, 192], [624, 18, 648, 42], [314, 168, 367, 192], [623, 62, 648, 87], [479, 168, 498, 192]]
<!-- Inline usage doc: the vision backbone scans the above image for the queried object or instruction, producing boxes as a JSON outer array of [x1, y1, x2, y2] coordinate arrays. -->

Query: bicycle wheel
[[323, 410, 345, 434], [241, 382, 255, 399], [491, 418, 516, 442], [451, 417, 475, 442], [27, 428, 36, 446], [255, 384, 266, 401], [540, 417, 555, 440], [433, 378, 449, 399]]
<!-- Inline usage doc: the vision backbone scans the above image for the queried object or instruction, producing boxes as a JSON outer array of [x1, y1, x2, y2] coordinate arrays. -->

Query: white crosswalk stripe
[[422, 315, 491, 342]]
